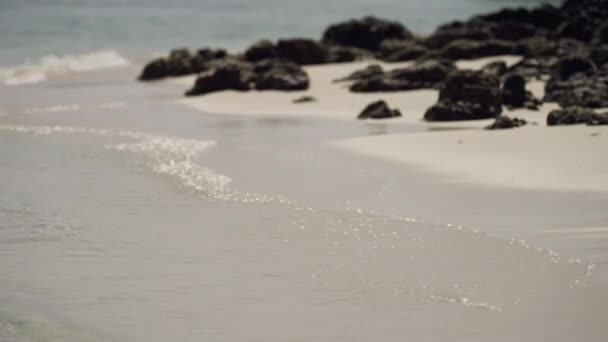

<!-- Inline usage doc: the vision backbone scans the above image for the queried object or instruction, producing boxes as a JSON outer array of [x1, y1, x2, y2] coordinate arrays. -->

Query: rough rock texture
[[334, 64, 384, 83], [254, 59, 310, 91], [139, 48, 228, 80], [481, 61, 508, 77], [377, 40, 429, 62], [423, 21, 493, 49], [327, 46, 372, 63], [501, 74, 542, 110], [275, 39, 329, 65], [424, 70, 502, 121], [438, 39, 514, 60], [545, 56, 608, 108], [357, 100, 402, 119], [185, 62, 255, 96], [508, 57, 557, 79], [546, 107, 607, 126], [245, 40, 278, 62], [139, 58, 168, 80], [349, 60, 455, 92], [322, 17, 414, 51], [485, 115, 527, 130]]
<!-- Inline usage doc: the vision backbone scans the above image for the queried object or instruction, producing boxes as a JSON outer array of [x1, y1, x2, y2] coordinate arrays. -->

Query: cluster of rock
[[547, 107, 608, 126], [138, 0, 608, 126], [184, 58, 310, 96]]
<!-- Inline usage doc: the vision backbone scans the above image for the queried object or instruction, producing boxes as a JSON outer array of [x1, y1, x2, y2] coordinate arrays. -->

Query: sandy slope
[[330, 125, 608, 192]]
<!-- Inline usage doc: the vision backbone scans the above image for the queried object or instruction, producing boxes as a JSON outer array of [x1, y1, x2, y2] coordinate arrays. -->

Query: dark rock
[[485, 115, 527, 130], [544, 56, 608, 107], [349, 60, 455, 92], [387, 59, 456, 86], [245, 40, 278, 62], [326, 46, 372, 63], [555, 56, 596, 80], [556, 15, 596, 42], [378, 40, 429, 62], [357, 100, 402, 119], [481, 61, 508, 77], [292, 96, 316, 103], [322, 16, 414, 51], [514, 37, 558, 58], [168, 48, 192, 61], [424, 101, 495, 122], [275, 39, 328, 65], [439, 70, 502, 110], [590, 46, 608, 67], [197, 48, 227, 60], [554, 39, 590, 58], [597, 22, 608, 44], [350, 76, 412, 92], [185, 62, 255, 96], [423, 21, 492, 49], [476, 5, 566, 30], [334, 64, 384, 83], [254, 59, 309, 91], [139, 58, 168, 81], [529, 5, 568, 30], [489, 21, 537, 42], [508, 57, 557, 79], [502, 74, 542, 110], [424, 70, 502, 121], [165, 48, 196, 76], [545, 73, 608, 108], [546, 106, 606, 126], [438, 39, 514, 60]]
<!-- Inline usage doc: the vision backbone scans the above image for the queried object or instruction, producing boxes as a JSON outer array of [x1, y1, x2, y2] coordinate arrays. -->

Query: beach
[[1, 0, 608, 341]]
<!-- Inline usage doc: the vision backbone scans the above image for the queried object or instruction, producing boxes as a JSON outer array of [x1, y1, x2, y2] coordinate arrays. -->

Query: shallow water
[[1, 65, 608, 341]]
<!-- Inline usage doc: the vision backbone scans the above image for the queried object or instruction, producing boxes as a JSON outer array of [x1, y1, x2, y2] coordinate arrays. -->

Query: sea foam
[[0, 50, 130, 86]]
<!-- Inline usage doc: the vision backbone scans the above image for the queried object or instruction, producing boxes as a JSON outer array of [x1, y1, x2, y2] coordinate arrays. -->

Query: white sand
[[174, 55, 522, 121], [331, 125, 608, 192], [170, 55, 608, 192]]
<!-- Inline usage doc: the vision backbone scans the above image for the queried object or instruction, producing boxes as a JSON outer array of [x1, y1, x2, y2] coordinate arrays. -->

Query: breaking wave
[[0, 50, 129, 86]]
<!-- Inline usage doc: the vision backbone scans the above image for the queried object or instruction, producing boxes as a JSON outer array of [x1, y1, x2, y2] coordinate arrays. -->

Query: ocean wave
[[0, 50, 130, 86]]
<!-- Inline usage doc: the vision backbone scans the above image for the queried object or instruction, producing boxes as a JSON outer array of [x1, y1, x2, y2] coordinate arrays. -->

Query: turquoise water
[[0, 0, 560, 65]]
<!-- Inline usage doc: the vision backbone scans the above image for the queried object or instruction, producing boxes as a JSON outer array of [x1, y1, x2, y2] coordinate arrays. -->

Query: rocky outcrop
[[349, 60, 455, 92], [485, 115, 527, 130], [322, 17, 414, 51], [438, 39, 514, 60], [424, 70, 502, 121], [245, 40, 278, 62], [184, 58, 310, 95], [377, 40, 429, 62], [334, 64, 384, 83], [357, 100, 402, 119], [139, 48, 229, 80], [254, 59, 309, 91], [546, 107, 608, 126], [327, 46, 372, 63], [139, 58, 169, 81], [185, 61, 255, 96], [501, 74, 542, 110], [545, 56, 608, 108], [481, 61, 508, 77], [275, 39, 329, 65]]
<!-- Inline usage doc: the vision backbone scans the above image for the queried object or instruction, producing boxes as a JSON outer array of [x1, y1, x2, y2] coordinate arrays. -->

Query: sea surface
[[0, 0, 561, 84], [2, 1, 608, 341]]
